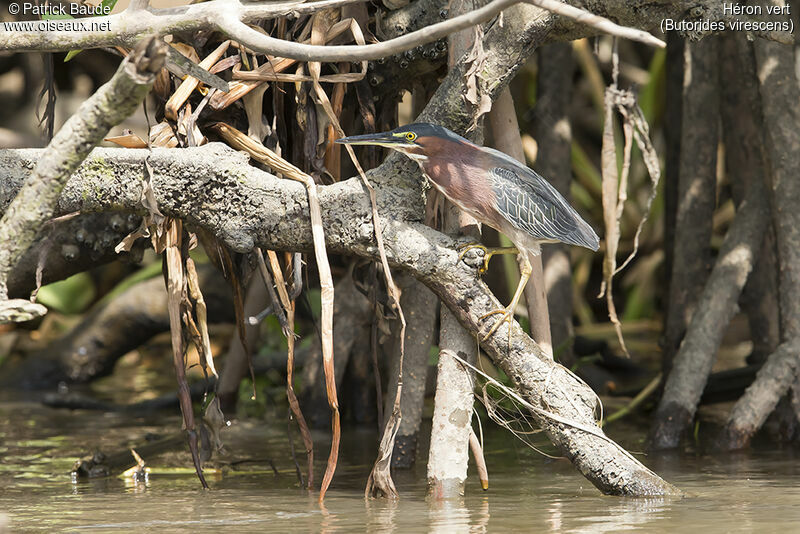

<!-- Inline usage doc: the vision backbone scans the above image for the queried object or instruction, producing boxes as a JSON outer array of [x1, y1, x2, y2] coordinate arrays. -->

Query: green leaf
[[49, 0, 119, 62], [37, 272, 96, 314]]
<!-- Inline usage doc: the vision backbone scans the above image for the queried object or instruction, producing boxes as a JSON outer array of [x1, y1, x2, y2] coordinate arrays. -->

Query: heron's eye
[[405, 132, 416, 142]]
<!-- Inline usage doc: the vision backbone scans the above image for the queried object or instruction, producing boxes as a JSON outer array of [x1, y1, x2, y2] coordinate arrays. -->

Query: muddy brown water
[[1, 393, 799, 533]]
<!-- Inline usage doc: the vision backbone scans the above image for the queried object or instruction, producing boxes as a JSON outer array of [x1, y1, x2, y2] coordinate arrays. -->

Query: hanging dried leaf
[[160, 218, 208, 488], [463, 26, 492, 131], [598, 41, 662, 356], [149, 121, 179, 148], [105, 131, 147, 148], [186, 256, 217, 378]]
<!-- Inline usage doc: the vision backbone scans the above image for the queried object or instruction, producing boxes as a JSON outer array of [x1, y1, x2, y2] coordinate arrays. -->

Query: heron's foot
[[457, 244, 518, 274], [457, 242, 489, 273], [479, 305, 515, 345]]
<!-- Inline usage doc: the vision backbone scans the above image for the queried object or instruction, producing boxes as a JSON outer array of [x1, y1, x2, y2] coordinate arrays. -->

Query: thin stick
[[526, 0, 664, 48], [469, 427, 489, 490], [286, 299, 315, 489], [601, 373, 661, 427]]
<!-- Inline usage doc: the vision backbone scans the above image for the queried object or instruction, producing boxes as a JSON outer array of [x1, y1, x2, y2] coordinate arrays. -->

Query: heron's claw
[[457, 242, 490, 273], [480, 306, 515, 347], [457, 244, 519, 275]]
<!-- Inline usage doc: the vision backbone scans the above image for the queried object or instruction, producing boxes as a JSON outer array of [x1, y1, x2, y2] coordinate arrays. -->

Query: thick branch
[[718, 340, 800, 449], [0, 0, 366, 52], [651, 150, 770, 449], [0, 145, 678, 495], [659, 36, 718, 376]]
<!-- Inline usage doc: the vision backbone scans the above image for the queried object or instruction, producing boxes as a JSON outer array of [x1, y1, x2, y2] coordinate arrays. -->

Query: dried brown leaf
[[105, 131, 147, 148]]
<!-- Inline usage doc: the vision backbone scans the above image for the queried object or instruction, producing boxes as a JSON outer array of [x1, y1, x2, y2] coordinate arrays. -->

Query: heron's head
[[335, 123, 465, 162]]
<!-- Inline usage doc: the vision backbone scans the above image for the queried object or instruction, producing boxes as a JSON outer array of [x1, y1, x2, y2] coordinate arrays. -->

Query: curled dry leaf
[[186, 256, 217, 378], [149, 121, 179, 148], [104, 131, 147, 148], [463, 26, 492, 131], [115, 158, 164, 253]]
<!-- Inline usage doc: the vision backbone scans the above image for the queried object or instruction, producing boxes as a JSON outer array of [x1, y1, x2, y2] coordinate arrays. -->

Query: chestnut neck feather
[[411, 137, 498, 225]]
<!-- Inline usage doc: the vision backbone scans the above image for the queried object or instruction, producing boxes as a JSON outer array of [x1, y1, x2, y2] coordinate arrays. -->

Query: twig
[[451, 351, 660, 478], [526, 0, 665, 48], [2, 0, 665, 60], [286, 298, 315, 489], [601, 373, 661, 427], [218, 0, 522, 62], [469, 428, 489, 490]]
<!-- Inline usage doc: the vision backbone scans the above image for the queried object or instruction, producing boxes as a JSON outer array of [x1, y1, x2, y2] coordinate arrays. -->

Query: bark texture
[[719, 33, 779, 365], [660, 36, 718, 374], [426, 1, 480, 499], [651, 129, 770, 450], [531, 42, 576, 366], [661, 31, 682, 342], [0, 37, 164, 302], [717, 4, 800, 448], [384, 273, 438, 468], [718, 341, 800, 449], [7, 213, 144, 299], [427, 342, 476, 498]]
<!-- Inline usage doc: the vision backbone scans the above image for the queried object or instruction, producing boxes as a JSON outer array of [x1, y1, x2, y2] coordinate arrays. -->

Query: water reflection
[[364, 497, 397, 533], [567, 497, 672, 533], [428, 497, 471, 534]]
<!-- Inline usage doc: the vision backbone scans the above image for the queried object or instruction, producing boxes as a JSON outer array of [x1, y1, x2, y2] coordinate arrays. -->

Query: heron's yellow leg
[[480, 256, 532, 346], [457, 244, 519, 274]]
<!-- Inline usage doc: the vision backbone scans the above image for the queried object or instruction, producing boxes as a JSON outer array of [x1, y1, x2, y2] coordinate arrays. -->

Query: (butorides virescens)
[[337, 123, 599, 341]]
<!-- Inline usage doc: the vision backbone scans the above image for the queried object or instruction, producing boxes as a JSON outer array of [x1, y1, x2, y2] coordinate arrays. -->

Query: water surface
[[1, 395, 799, 533]]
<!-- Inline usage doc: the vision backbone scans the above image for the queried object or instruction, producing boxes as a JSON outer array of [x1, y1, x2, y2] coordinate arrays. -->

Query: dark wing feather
[[488, 162, 599, 251]]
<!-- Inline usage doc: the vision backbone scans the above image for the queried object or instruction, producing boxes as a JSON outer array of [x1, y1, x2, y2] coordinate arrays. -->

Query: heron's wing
[[488, 164, 599, 251]]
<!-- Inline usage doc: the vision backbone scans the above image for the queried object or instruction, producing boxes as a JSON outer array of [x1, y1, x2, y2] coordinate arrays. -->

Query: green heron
[[337, 123, 599, 341]]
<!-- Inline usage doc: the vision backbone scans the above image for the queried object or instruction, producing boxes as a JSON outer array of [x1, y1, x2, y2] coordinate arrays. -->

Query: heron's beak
[[335, 132, 414, 148]]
